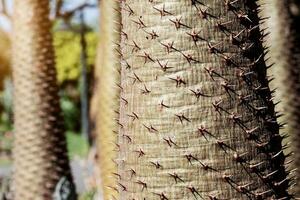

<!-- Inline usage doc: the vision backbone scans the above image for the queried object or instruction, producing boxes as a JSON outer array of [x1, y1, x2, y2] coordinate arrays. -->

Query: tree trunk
[[12, 0, 75, 199], [118, 1, 290, 199], [259, 0, 300, 197], [258, 0, 299, 196], [0, 29, 11, 90], [91, 0, 121, 199]]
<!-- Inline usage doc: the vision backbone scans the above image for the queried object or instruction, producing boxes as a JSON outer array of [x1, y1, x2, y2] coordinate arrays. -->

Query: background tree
[[90, 0, 121, 199], [54, 30, 97, 134], [117, 1, 290, 199], [0, 29, 11, 132], [12, 0, 76, 199], [0, 29, 10, 91]]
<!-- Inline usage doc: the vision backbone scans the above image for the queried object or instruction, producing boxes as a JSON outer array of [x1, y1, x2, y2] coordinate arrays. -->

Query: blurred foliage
[[54, 30, 97, 84], [0, 28, 98, 87], [78, 189, 97, 200], [0, 79, 12, 133], [60, 82, 81, 132], [66, 131, 89, 159], [0, 79, 13, 166], [61, 95, 80, 132]]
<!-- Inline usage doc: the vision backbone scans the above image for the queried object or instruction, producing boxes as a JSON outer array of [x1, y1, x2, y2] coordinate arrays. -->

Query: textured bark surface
[[12, 0, 75, 199], [118, 1, 290, 199], [91, 0, 121, 199], [258, 0, 297, 196], [259, 0, 300, 197], [257, 0, 284, 118]]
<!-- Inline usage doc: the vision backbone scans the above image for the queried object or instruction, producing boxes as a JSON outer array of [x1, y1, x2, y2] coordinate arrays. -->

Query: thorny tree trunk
[[117, 1, 291, 199], [259, 0, 300, 197], [258, 0, 299, 196], [91, 0, 121, 199], [257, 0, 289, 147], [12, 0, 76, 199]]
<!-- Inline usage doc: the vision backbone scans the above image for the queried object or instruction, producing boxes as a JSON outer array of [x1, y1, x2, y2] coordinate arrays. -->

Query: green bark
[[12, 0, 75, 199], [117, 1, 290, 199]]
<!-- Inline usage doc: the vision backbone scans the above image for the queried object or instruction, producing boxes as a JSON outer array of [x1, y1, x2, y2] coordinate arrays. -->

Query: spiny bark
[[275, 2, 300, 197], [257, 0, 289, 144], [259, 0, 300, 197], [118, 1, 290, 199], [258, 0, 297, 196], [91, 0, 121, 199], [12, 0, 75, 199]]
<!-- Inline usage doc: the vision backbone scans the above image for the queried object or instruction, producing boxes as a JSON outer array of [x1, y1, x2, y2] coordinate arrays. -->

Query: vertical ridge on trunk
[[117, 0, 290, 199], [92, 0, 121, 199], [12, 0, 75, 199], [258, 0, 300, 197], [258, 0, 297, 196]]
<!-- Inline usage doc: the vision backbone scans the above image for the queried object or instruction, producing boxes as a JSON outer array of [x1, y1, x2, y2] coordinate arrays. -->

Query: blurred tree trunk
[[12, 0, 76, 199], [90, 0, 121, 199], [117, 1, 290, 199], [0, 29, 11, 90], [79, 10, 90, 143]]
